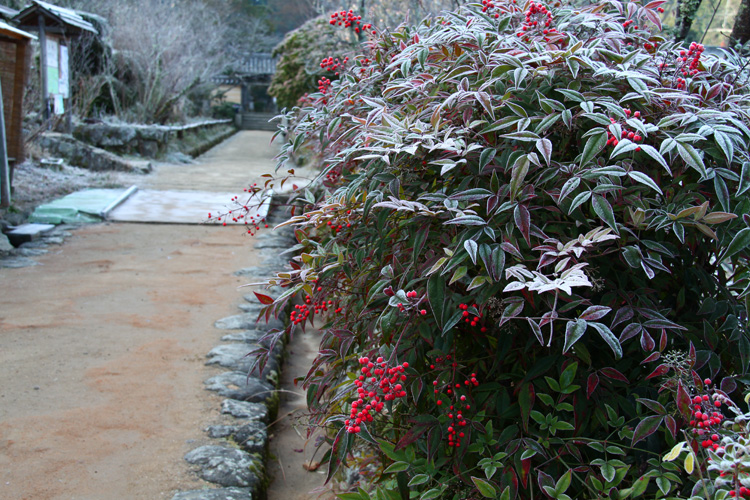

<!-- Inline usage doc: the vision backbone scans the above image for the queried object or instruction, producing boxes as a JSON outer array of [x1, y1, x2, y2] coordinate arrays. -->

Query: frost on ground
[[1, 161, 140, 223]]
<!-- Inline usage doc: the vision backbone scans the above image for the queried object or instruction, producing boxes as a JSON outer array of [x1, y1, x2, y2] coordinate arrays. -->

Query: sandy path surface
[[0, 131, 297, 499]]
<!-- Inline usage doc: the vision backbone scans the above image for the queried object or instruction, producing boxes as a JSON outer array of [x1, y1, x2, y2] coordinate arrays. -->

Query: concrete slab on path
[[107, 189, 270, 224], [28, 188, 132, 224]]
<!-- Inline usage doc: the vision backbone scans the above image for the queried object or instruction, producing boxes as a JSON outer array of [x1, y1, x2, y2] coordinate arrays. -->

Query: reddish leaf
[[587, 373, 599, 399], [721, 377, 737, 394], [518, 383, 535, 432], [520, 458, 532, 488], [689, 341, 696, 367], [636, 397, 666, 415], [665, 415, 677, 439], [676, 380, 692, 420], [645, 363, 670, 380], [641, 352, 661, 364], [254, 291, 275, 305], [600, 367, 630, 383], [579, 305, 611, 321], [640, 330, 655, 351], [395, 423, 430, 451], [611, 307, 634, 328], [659, 330, 668, 352], [619, 323, 642, 342], [514, 204, 531, 246], [631, 415, 663, 446]]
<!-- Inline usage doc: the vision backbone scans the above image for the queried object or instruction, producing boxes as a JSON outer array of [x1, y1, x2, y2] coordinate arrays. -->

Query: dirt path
[[0, 131, 323, 499]]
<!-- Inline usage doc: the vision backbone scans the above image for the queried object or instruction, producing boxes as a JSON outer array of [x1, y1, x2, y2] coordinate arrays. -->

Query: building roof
[[0, 19, 36, 41], [0, 5, 19, 20], [238, 54, 277, 76], [13, 0, 97, 35]]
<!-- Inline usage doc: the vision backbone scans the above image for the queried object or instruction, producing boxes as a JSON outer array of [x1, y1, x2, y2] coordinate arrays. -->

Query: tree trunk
[[731, 0, 750, 44], [676, 0, 704, 41]]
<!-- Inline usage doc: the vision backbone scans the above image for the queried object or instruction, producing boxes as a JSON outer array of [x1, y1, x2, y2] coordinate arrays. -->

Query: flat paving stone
[[220, 399, 268, 422], [215, 314, 259, 330], [0, 256, 39, 268], [204, 372, 274, 403], [184, 445, 261, 488], [171, 488, 253, 500]]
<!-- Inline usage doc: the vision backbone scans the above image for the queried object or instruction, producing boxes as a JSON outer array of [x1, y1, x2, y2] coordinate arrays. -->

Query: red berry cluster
[[317, 77, 331, 94], [386, 288, 427, 315], [429, 355, 478, 448], [689, 379, 726, 452], [207, 186, 269, 234], [326, 217, 353, 235], [728, 486, 750, 498], [459, 303, 487, 332], [605, 108, 644, 150], [622, 19, 640, 30], [329, 10, 374, 34], [289, 292, 342, 326], [516, 2, 558, 41], [678, 42, 705, 77], [346, 357, 409, 433], [320, 56, 349, 76]]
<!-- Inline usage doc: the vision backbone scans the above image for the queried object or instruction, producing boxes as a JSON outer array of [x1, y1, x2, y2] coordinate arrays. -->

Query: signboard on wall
[[45, 38, 58, 95], [59, 45, 69, 98]]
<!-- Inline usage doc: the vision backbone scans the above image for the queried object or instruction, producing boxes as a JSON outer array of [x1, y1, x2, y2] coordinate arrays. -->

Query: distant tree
[[732, 0, 750, 43]]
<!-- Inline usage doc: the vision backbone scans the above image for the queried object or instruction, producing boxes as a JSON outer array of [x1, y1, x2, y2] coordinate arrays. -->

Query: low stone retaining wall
[[38, 133, 153, 174], [72, 119, 236, 159], [172, 201, 295, 500]]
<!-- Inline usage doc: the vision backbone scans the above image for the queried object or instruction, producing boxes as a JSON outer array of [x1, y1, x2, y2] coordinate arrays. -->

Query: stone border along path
[[172, 201, 297, 500]]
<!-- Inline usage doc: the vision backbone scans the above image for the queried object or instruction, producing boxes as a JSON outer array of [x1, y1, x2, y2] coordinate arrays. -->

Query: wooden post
[[0, 74, 11, 208], [38, 14, 50, 122], [12, 41, 28, 165]]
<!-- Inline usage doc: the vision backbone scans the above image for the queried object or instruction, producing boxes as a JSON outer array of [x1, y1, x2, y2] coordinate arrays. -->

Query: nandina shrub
[[249, 0, 750, 498]]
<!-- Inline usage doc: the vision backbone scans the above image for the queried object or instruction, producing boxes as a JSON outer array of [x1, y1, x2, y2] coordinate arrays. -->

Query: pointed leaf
[[471, 476, 497, 498], [580, 129, 607, 167], [514, 204, 531, 245], [592, 195, 618, 232], [724, 228, 750, 260], [253, 291, 275, 305], [465, 239, 479, 265], [589, 322, 622, 359], [579, 305, 611, 321], [536, 138, 552, 166], [628, 171, 663, 195], [587, 373, 599, 399], [677, 143, 707, 177], [563, 319, 587, 353], [631, 415, 663, 446]]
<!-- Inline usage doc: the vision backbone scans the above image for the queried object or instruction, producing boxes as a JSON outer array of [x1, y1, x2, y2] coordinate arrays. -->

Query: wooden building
[[0, 20, 35, 165], [13, 0, 97, 120]]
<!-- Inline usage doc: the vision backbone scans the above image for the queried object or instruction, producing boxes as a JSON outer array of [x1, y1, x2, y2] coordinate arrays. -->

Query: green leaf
[[714, 130, 734, 164], [420, 489, 442, 500], [426, 257, 448, 276], [738, 162, 750, 195], [558, 177, 580, 203], [592, 195, 618, 233], [568, 190, 591, 214], [427, 274, 445, 330], [724, 228, 750, 260], [600, 463, 616, 483], [562, 109, 573, 129], [480, 148, 497, 171], [510, 155, 530, 201], [638, 144, 671, 174], [628, 171, 663, 195], [563, 319, 587, 354], [384, 462, 410, 473], [580, 129, 607, 167], [555, 470, 572, 495], [465, 239, 479, 265], [449, 266, 468, 285], [589, 322, 622, 359], [560, 361, 579, 388], [409, 474, 430, 487], [676, 143, 707, 177], [714, 174, 731, 212], [536, 138, 552, 166], [630, 415, 663, 446], [471, 476, 497, 498], [500, 131, 540, 142]]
